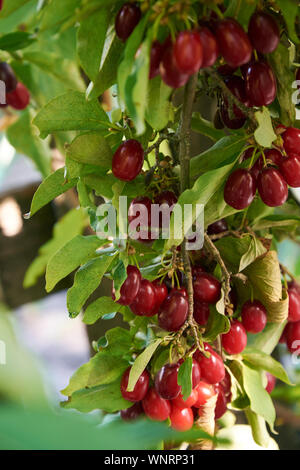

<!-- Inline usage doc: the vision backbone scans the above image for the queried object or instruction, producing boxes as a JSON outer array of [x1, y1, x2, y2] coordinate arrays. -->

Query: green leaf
[[0, 31, 35, 51], [33, 91, 110, 138], [83, 296, 125, 325], [252, 214, 300, 231], [111, 258, 128, 301], [245, 410, 271, 448], [66, 132, 113, 167], [29, 168, 77, 217], [242, 348, 292, 385], [204, 306, 230, 342], [191, 112, 227, 141], [0, 0, 32, 18], [216, 235, 266, 273], [67, 255, 116, 317], [40, 0, 81, 31], [104, 327, 133, 358], [276, 0, 299, 44], [239, 236, 267, 272], [247, 322, 287, 355], [127, 339, 163, 392], [46, 235, 107, 292], [254, 107, 277, 148], [145, 76, 173, 131], [177, 357, 193, 401]]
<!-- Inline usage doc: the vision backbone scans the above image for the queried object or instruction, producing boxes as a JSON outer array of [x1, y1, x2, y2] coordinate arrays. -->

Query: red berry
[[207, 219, 228, 235], [115, 3, 141, 41], [112, 139, 144, 182], [288, 288, 300, 322], [154, 190, 177, 207], [220, 76, 249, 129], [250, 156, 264, 180], [198, 27, 219, 68], [173, 287, 188, 298], [172, 388, 198, 409], [155, 363, 181, 400], [142, 388, 171, 421], [149, 41, 164, 79], [215, 19, 252, 68], [265, 372, 276, 394], [220, 370, 232, 398], [158, 291, 188, 331], [191, 359, 202, 388], [286, 321, 300, 354], [128, 196, 153, 241], [282, 127, 300, 156], [194, 344, 225, 385], [193, 300, 210, 326], [245, 62, 277, 107], [160, 45, 189, 89], [120, 367, 149, 402], [217, 64, 237, 77], [170, 406, 194, 431], [192, 265, 205, 279], [150, 280, 168, 314], [241, 300, 267, 334], [120, 402, 144, 421], [112, 265, 141, 306], [154, 190, 177, 230], [257, 168, 288, 207], [6, 82, 30, 110], [130, 279, 156, 316], [279, 155, 300, 188], [224, 169, 256, 210], [265, 149, 284, 167], [174, 31, 203, 74], [193, 273, 221, 304], [193, 381, 215, 408], [0, 62, 17, 93], [214, 385, 227, 419], [248, 12, 279, 54], [222, 320, 247, 355]]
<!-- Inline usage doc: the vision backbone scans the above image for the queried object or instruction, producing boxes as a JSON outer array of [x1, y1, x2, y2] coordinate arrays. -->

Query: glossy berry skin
[[149, 41, 164, 79], [194, 344, 225, 385], [191, 359, 202, 388], [241, 300, 267, 334], [113, 265, 141, 306], [193, 273, 221, 304], [257, 168, 288, 207], [150, 280, 168, 314], [0, 62, 17, 93], [250, 156, 264, 180], [160, 45, 189, 89], [220, 103, 246, 130], [245, 62, 277, 107], [115, 3, 141, 41], [193, 381, 215, 408], [130, 279, 156, 317], [192, 265, 205, 279], [6, 82, 30, 110], [172, 388, 198, 409], [193, 300, 210, 326], [286, 321, 300, 354], [265, 373, 276, 394], [207, 219, 228, 235], [282, 127, 300, 156], [174, 31, 203, 74], [142, 388, 171, 421], [248, 12, 279, 54], [155, 363, 181, 400], [265, 149, 284, 167], [158, 291, 188, 331], [214, 385, 227, 420], [279, 156, 300, 188], [112, 139, 144, 182], [198, 27, 219, 68], [120, 367, 149, 402], [224, 169, 256, 210], [120, 402, 144, 421], [220, 370, 232, 399], [222, 320, 247, 355], [170, 406, 194, 431], [288, 288, 300, 322], [215, 19, 252, 68]]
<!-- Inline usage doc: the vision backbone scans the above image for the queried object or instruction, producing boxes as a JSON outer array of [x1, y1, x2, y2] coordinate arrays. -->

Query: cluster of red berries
[[280, 281, 300, 355], [224, 127, 300, 210], [0, 62, 30, 111]]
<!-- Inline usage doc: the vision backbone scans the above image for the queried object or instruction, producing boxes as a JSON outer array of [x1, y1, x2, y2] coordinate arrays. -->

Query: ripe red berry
[[257, 168, 288, 207], [286, 321, 300, 354], [288, 288, 300, 323], [155, 363, 181, 400], [173, 30, 203, 74], [207, 219, 228, 235], [220, 76, 249, 129], [154, 190, 177, 230], [248, 12, 279, 54], [224, 169, 256, 210], [160, 45, 189, 88], [215, 19, 252, 68], [120, 402, 144, 421], [149, 41, 164, 79], [112, 265, 141, 306], [130, 279, 156, 316], [0, 62, 17, 93], [279, 155, 300, 188], [112, 139, 144, 182], [115, 3, 141, 41], [128, 196, 153, 241], [6, 82, 30, 110], [172, 388, 198, 409], [218, 64, 237, 77], [245, 62, 277, 107], [158, 291, 188, 331], [193, 273, 221, 304], [282, 127, 300, 156], [150, 280, 168, 314], [265, 372, 276, 394], [198, 27, 219, 68], [142, 388, 171, 421], [222, 320, 247, 355], [193, 381, 215, 408], [250, 156, 264, 180], [170, 406, 194, 431], [265, 148, 284, 167], [194, 344, 225, 385], [120, 367, 149, 402], [241, 300, 268, 334], [193, 300, 210, 326], [214, 385, 228, 419], [220, 370, 232, 399]]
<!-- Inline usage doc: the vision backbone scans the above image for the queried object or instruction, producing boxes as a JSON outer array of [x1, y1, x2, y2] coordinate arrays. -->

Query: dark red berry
[[220, 76, 249, 129], [198, 27, 219, 68], [220, 103, 246, 130], [241, 300, 267, 334], [0, 62, 17, 93], [286, 321, 300, 354], [193, 300, 210, 326], [193, 273, 221, 304], [112, 265, 141, 306], [250, 156, 264, 180], [220, 370, 232, 398], [248, 12, 279, 54], [282, 127, 300, 156], [128, 196, 153, 241], [142, 388, 171, 421], [160, 45, 189, 89], [193, 381, 215, 408], [120, 402, 144, 421], [149, 41, 164, 79], [288, 288, 300, 322], [215, 19, 252, 68], [192, 265, 205, 279], [112, 139, 144, 182], [155, 363, 181, 400], [154, 190, 177, 230], [265, 372, 276, 394], [214, 385, 227, 419], [120, 367, 149, 402], [265, 148, 284, 167], [150, 280, 168, 314], [194, 343, 225, 385], [6, 82, 30, 110], [279, 155, 300, 188], [245, 62, 277, 107], [222, 320, 247, 355], [207, 219, 228, 235], [217, 64, 237, 77], [173, 287, 188, 298], [170, 406, 194, 431], [257, 168, 288, 207], [174, 31, 203, 74], [172, 388, 198, 409], [115, 3, 141, 41], [224, 169, 256, 210], [158, 291, 188, 331], [130, 279, 156, 316]]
